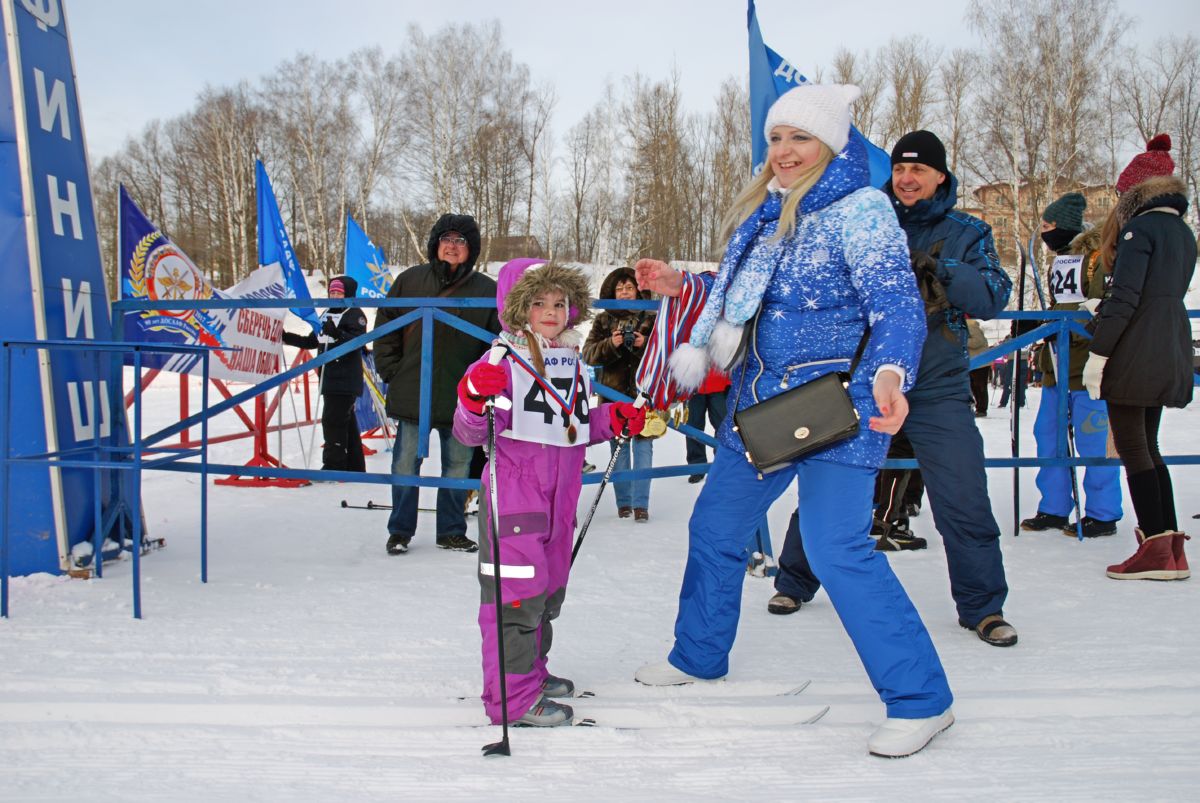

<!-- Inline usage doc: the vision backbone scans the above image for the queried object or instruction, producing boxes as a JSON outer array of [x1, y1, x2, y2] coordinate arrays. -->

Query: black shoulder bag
[[731, 320, 870, 475]]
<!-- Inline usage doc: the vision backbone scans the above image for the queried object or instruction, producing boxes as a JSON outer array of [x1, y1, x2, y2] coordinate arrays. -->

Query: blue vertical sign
[[0, 0, 117, 575]]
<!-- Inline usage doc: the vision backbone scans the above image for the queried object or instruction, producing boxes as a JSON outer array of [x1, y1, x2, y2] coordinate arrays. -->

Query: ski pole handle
[[620, 394, 648, 438], [486, 344, 512, 411]]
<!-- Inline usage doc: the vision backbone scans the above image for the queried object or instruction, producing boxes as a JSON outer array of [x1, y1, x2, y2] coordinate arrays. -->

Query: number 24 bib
[[1049, 255, 1086, 304], [505, 347, 591, 446]]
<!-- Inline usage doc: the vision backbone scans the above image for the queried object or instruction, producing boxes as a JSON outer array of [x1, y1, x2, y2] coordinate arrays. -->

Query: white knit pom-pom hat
[[763, 83, 862, 154]]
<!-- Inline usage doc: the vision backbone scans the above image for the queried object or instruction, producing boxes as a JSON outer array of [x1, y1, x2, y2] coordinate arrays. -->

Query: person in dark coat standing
[[1083, 134, 1195, 580], [282, 275, 367, 473], [373, 214, 500, 555]]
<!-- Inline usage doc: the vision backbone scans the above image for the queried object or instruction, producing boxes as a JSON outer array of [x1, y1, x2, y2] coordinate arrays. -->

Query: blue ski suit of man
[[777, 171, 1014, 630]]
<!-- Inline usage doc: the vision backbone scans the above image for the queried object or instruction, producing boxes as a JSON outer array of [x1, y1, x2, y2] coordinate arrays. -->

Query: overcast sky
[[68, 0, 1198, 162]]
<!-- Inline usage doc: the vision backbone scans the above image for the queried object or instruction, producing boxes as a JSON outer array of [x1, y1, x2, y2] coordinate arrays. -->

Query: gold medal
[[640, 409, 669, 439], [669, 403, 689, 428]]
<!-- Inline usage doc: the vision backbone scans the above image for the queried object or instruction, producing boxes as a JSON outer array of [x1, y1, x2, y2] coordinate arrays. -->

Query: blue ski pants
[[667, 446, 953, 719], [1033, 386, 1122, 521]]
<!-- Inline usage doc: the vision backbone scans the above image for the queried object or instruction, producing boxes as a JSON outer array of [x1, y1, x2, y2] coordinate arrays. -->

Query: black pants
[[969, 367, 991, 414], [685, 390, 729, 467], [1108, 403, 1175, 534], [322, 393, 365, 472]]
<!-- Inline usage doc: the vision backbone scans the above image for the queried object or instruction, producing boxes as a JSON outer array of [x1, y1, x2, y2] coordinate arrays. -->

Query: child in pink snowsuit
[[454, 259, 645, 727]]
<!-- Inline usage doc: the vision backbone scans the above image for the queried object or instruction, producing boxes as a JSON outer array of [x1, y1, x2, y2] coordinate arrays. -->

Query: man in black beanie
[[771, 129, 1020, 648]]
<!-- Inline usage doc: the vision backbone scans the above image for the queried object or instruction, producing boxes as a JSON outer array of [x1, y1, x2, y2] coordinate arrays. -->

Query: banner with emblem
[[344, 214, 391, 299], [119, 186, 286, 383]]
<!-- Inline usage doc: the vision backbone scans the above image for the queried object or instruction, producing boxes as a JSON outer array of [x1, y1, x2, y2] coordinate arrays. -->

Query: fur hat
[[1116, 134, 1174, 194], [497, 260, 591, 336], [1042, 192, 1087, 233], [763, 83, 861, 154]]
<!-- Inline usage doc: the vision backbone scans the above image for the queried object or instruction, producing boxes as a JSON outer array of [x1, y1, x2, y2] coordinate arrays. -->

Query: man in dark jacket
[[373, 214, 500, 555], [282, 275, 367, 473], [770, 131, 1018, 648]]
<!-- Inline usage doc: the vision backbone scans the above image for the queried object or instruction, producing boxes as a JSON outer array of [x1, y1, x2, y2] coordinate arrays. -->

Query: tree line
[[91, 0, 1198, 302]]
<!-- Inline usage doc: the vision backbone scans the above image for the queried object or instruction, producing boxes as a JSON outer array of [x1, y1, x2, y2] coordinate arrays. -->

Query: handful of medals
[[637, 402, 688, 439]]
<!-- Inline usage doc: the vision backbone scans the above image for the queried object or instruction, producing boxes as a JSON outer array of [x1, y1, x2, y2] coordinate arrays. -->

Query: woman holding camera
[[583, 267, 657, 521]]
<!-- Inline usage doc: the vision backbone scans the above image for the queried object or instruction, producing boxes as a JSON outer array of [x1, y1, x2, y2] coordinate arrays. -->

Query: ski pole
[[339, 500, 392, 510], [1011, 237, 1027, 537], [570, 395, 647, 566], [1046, 328, 1084, 540], [479, 344, 513, 758]]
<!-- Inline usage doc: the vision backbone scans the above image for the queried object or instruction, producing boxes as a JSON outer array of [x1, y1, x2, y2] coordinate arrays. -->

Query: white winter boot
[[867, 708, 954, 758], [634, 661, 724, 686]]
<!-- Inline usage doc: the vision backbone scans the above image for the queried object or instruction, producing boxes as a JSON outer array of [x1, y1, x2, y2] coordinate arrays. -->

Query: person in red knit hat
[[1083, 133, 1195, 580], [1114, 133, 1175, 194]]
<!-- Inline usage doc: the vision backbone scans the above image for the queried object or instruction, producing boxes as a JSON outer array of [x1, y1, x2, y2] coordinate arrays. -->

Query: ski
[[2, 687, 827, 731], [461, 679, 811, 702], [572, 702, 829, 729], [461, 680, 826, 728]]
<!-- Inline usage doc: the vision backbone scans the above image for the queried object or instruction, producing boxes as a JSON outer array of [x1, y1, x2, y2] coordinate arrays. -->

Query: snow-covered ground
[[2, 374, 1198, 801]]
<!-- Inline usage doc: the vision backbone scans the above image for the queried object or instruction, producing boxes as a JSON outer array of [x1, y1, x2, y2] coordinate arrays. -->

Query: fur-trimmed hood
[[498, 261, 592, 335], [1113, 175, 1189, 231], [426, 213, 481, 286], [1067, 226, 1102, 256]]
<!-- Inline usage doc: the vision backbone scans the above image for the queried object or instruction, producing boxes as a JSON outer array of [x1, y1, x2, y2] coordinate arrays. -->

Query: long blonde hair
[[717, 144, 835, 248]]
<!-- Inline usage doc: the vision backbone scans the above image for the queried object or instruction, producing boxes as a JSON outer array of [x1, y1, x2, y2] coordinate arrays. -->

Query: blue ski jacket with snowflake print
[[704, 138, 927, 470], [885, 172, 1012, 405]]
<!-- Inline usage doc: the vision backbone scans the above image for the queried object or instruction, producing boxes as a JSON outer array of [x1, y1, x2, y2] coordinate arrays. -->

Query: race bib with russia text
[[1049, 254, 1087, 304], [504, 347, 591, 446]]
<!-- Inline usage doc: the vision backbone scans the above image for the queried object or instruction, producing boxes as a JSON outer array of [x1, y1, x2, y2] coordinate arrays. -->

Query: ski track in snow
[[2, 376, 1199, 800]]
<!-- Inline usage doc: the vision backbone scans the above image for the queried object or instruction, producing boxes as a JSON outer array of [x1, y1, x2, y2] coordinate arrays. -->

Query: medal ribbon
[[635, 271, 708, 408], [497, 336, 582, 420]]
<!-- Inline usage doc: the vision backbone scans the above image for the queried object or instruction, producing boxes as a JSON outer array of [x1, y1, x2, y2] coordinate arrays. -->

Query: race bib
[[1049, 255, 1086, 304], [505, 347, 591, 446]]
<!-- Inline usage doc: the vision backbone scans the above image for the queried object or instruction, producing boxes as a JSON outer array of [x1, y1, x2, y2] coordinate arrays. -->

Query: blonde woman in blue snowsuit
[[633, 84, 954, 758]]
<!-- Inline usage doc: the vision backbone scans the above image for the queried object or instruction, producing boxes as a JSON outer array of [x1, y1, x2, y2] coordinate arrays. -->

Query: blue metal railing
[[4, 295, 1193, 617], [0, 339, 214, 619]]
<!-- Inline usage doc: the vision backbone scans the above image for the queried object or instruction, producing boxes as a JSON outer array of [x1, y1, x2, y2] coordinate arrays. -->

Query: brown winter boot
[[1171, 533, 1190, 580], [1106, 530, 1181, 580]]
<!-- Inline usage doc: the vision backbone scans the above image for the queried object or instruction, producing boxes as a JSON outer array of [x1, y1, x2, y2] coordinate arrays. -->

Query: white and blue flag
[[257, 159, 321, 334], [344, 214, 391, 299]]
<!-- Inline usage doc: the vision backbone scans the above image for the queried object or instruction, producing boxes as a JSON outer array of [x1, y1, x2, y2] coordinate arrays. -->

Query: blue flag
[[256, 159, 321, 334], [344, 213, 391, 299], [747, 0, 891, 187]]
